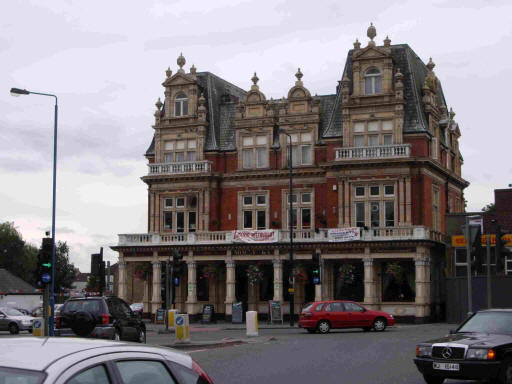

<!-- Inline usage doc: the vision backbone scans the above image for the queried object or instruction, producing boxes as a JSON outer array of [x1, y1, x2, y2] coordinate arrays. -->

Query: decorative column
[[142, 278, 150, 313], [225, 260, 236, 316], [273, 259, 283, 302], [151, 260, 162, 313], [415, 246, 431, 320], [405, 177, 412, 225], [186, 261, 198, 314], [363, 256, 378, 308], [399, 178, 405, 225], [118, 260, 128, 301]]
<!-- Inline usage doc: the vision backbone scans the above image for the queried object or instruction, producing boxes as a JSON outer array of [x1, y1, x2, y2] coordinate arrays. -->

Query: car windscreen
[[63, 300, 102, 313], [0, 367, 45, 384], [1, 308, 24, 316], [458, 312, 512, 335]]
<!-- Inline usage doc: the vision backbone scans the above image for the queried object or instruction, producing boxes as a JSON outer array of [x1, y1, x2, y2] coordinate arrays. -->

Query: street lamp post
[[279, 128, 295, 326], [10, 88, 58, 336]]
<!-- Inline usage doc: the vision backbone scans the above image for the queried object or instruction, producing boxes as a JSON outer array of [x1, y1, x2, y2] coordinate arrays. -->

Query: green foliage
[[482, 203, 496, 213], [0, 222, 37, 285], [0, 221, 77, 290], [86, 275, 100, 292], [53, 241, 77, 292]]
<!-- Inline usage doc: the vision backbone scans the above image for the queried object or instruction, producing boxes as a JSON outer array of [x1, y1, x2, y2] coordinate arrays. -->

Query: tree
[[482, 203, 496, 213], [86, 275, 100, 292], [53, 241, 77, 293], [0, 222, 38, 285]]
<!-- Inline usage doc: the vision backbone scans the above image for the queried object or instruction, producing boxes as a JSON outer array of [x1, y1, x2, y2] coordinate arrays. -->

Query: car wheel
[[8, 323, 19, 335], [317, 320, 330, 334], [373, 317, 387, 332], [138, 328, 146, 343], [423, 375, 444, 384], [113, 329, 121, 341], [362, 327, 371, 332], [499, 358, 512, 384], [306, 329, 316, 334]]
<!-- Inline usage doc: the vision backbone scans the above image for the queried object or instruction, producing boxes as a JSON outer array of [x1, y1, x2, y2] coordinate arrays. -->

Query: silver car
[[0, 307, 34, 334], [0, 337, 214, 383]]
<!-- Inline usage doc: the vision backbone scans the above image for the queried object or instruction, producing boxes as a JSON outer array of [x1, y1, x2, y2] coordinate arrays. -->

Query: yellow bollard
[[175, 314, 190, 343], [168, 310, 179, 331], [32, 318, 45, 337], [246, 311, 258, 337]]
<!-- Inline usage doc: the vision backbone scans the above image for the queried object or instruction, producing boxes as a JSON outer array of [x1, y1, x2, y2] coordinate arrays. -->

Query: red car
[[298, 300, 395, 334]]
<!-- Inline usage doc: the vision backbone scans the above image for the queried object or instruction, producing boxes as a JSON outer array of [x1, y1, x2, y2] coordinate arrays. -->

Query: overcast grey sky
[[1, 0, 511, 272]]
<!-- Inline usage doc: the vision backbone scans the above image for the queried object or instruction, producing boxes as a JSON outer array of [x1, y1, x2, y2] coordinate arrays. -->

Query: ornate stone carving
[[177, 53, 186, 72]]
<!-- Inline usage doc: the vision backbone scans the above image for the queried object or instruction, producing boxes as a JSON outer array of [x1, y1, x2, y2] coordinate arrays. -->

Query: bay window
[[351, 120, 394, 146], [163, 139, 196, 163], [241, 136, 268, 169], [286, 132, 313, 167]]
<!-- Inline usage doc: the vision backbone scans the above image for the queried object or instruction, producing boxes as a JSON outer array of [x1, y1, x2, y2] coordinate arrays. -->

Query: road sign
[[42, 273, 51, 283], [313, 277, 320, 284], [176, 315, 184, 326]]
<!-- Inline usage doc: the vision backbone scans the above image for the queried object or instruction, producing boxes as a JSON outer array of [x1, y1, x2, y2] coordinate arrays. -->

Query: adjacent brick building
[[112, 24, 468, 322]]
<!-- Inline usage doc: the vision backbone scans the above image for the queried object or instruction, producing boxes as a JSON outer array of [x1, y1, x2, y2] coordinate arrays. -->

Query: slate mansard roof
[[146, 44, 445, 155]]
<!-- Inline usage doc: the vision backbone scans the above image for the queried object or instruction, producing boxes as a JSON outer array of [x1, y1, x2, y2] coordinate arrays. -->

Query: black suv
[[56, 296, 146, 343]]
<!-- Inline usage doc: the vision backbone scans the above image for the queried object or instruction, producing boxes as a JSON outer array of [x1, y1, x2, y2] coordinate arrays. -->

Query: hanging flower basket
[[246, 264, 264, 286], [200, 264, 222, 280], [293, 264, 308, 282], [338, 263, 356, 285], [134, 263, 151, 281], [385, 262, 404, 284]]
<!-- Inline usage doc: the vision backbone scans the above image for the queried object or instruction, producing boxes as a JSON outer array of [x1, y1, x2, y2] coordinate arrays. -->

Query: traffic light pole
[[486, 235, 492, 309], [43, 284, 49, 336], [165, 260, 170, 332], [465, 216, 473, 315]]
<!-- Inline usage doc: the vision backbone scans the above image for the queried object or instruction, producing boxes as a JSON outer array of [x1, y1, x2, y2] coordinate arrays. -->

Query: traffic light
[[312, 251, 321, 285], [37, 237, 53, 285], [496, 225, 512, 272], [172, 249, 183, 264], [90, 248, 105, 295]]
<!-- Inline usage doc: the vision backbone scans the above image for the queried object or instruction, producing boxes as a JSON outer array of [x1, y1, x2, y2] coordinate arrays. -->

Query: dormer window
[[175, 92, 188, 117], [364, 67, 382, 95]]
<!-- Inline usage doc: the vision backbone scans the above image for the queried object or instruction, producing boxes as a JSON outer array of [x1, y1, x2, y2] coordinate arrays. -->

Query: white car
[[0, 307, 34, 334], [0, 337, 214, 383]]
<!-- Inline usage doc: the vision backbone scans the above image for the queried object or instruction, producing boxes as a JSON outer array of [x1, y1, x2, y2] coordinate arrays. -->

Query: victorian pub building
[[112, 24, 467, 322]]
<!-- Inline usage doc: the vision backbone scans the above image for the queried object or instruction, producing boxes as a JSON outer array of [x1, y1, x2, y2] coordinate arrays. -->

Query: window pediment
[[162, 72, 195, 87], [353, 46, 389, 60]]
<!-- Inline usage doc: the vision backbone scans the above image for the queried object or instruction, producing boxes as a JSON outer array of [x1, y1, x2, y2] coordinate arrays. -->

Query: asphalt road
[[188, 324, 477, 384]]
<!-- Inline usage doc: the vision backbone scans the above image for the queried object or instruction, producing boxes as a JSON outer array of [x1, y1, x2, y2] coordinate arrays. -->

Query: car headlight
[[416, 345, 432, 357], [466, 349, 495, 360]]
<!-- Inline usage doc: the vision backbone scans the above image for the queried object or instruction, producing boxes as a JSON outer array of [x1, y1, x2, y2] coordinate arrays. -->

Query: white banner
[[233, 230, 277, 243], [328, 227, 361, 242]]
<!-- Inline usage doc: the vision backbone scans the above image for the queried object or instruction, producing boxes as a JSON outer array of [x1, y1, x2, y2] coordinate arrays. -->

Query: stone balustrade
[[148, 160, 211, 175], [117, 226, 443, 246], [335, 144, 411, 160]]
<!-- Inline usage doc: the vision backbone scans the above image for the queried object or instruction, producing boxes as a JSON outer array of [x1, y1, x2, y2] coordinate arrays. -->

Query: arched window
[[364, 67, 382, 95], [175, 92, 188, 117]]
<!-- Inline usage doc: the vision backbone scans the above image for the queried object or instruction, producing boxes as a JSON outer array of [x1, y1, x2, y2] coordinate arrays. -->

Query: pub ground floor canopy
[[113, 231, 444, 322]]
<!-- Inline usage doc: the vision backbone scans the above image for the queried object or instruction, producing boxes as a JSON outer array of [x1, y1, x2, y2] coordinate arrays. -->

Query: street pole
[[465, 216, 473, 315], [165, 260, 170, 331], [284, 133, 295, 327], [171, 263, 175, 309], [486, 235, 492, 309], [10, 88, 58, 336]]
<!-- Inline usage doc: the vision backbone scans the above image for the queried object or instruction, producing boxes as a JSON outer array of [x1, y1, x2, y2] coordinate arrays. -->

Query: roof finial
[[384, 35, 391, 48], [449, 107, 456, 120], [155, 97, 162, 110], [353, 38, 361, 50], [426, 57, 435, 71], [177, 53, 186, 71], [190, 64, 197, 75], [367, 22, 376, 41], [295, 68, 303, 83], [251, 72, 259, 86], [165, 67, 172, 78]]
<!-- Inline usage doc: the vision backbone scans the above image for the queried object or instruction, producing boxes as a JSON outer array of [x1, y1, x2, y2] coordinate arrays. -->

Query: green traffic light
[[42, 263, 52, 267]]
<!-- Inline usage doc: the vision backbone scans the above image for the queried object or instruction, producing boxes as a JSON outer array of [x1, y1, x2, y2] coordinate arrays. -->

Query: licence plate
[[433, 362, 460, 371]]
